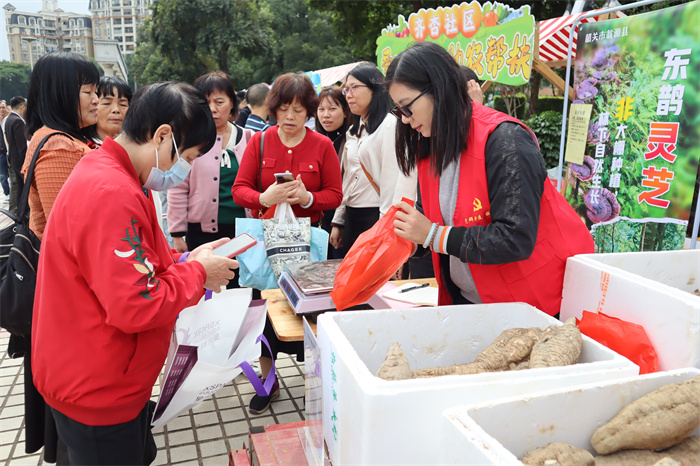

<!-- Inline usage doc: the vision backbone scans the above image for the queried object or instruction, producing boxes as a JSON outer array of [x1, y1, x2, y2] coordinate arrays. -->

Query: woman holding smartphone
[[232, 72, 342, 415], [232, 72, 342, 224]]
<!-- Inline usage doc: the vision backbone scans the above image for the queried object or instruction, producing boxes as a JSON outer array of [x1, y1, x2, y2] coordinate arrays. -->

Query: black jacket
[[5, 112, 27, 174]]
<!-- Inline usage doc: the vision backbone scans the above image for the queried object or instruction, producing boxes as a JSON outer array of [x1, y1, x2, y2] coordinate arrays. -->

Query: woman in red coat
[[232, 72, 342, 416]]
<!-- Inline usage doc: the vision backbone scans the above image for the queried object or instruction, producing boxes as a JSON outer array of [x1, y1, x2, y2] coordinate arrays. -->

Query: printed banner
[[376, 1, 535, 86], [563, 1, 699, 252]]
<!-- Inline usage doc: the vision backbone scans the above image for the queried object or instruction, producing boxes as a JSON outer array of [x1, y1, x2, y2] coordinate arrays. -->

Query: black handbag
[[0, 132, 70, 336]]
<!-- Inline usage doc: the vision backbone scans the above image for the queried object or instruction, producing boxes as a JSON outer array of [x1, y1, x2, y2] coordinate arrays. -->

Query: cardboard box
[[317, 303, 639, 465], [561, 250, 700, 370], [441, 368, 700, 465]]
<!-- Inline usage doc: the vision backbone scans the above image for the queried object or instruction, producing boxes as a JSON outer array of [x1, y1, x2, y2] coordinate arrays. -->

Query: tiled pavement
[[0, 327, 306, 465], [0, 192, 308, 465]]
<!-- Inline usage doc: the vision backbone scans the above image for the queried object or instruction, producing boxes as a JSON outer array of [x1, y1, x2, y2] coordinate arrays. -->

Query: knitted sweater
[[21, 126, 91, 240]]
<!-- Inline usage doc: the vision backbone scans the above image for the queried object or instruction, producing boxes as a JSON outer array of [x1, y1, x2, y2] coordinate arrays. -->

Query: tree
[[231, 0, 360, 86], [0, 61, 31, 101], [131, 0, 271, 86], [309, 0, 417, 61]]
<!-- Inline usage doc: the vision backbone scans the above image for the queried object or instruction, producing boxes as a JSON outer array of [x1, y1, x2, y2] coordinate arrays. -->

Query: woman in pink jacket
[[168, 72, 254, 287]]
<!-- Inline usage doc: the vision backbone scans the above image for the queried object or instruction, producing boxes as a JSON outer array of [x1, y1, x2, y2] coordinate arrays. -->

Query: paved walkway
[[0, 192, 307, 465], [0, 328, 306, 465]]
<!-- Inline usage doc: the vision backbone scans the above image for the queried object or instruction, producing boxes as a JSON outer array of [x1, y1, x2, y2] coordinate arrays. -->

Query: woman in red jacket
[[32, 82, 238, 464], [387, 42, 593, 317], [232, 72, 342, 415]]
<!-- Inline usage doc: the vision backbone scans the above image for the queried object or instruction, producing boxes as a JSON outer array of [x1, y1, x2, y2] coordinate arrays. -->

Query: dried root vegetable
[[411, 327, 542, 378], [375, 342, 412, 380], [530, 318, 583, 369], [520, 442, 595, 466], [593, 435, 700, 466], [653, 458, 681, 466], [591, 376, 700, 455]]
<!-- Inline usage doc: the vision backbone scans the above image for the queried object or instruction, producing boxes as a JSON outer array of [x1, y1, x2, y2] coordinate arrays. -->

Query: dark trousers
[[0, 153, 9, 196], [51, 401, 157, 465], [342, 206, 380, 253], [7, 164, 22, 215]]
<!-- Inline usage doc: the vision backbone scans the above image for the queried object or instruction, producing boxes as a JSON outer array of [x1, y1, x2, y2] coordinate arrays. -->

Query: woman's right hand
[[173, 236, 188, 253], [260, 180, 300, 206], [330, 226, 343, 249], [188, 238, 238, 292]]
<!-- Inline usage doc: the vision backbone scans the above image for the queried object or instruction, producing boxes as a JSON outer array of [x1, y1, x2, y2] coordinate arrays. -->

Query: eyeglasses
[[391, 89, 430, 119], [342, 84, 368, 96]]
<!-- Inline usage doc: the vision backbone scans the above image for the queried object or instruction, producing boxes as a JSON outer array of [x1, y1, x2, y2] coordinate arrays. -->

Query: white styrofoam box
[[440, 368, 700, 465], [560, 250, 700, 370], [317, 303, 639, 465]]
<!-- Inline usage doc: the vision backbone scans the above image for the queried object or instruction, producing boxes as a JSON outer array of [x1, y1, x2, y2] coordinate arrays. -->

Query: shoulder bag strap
[[18, 132, 73, 223], [258, 130, 265, 193], [359, 160, 381, 196], [233, 123, 243, 145]]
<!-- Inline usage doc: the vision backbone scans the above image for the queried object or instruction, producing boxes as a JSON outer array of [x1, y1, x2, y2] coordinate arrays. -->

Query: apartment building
[[3, 0, 93, 67], [89, 0, 152, 55]]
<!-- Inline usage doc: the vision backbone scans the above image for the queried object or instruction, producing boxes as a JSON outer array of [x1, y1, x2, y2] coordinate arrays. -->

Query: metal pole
[[691, 193, 700, 249], [556, 0, 667, 192]]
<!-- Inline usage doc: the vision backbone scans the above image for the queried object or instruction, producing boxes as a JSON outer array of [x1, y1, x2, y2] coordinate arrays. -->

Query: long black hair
[[25, 52, 100, 142], [346, 62, 391, 136], [385, 42, 471, 176]]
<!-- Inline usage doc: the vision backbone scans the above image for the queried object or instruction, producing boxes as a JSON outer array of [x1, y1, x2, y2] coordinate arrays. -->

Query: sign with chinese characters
[[565, 103, 593, 164], [376, 1, 535, 86], [563, 1, 699, 252]]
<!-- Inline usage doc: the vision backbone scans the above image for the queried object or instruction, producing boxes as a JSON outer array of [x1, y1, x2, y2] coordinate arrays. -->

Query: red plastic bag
[[330, 201, 415, 311], [577, 310, 659, 374]]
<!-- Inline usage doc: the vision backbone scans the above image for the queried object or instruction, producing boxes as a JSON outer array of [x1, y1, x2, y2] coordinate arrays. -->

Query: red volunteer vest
[[418, 104, 594, 316]]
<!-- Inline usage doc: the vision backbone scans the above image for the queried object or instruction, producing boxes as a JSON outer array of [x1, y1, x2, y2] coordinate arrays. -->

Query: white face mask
[[143, 133, 192, 191]]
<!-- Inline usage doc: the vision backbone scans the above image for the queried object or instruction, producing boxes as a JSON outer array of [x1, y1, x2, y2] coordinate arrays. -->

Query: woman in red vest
[[387, 42, 594, 317]]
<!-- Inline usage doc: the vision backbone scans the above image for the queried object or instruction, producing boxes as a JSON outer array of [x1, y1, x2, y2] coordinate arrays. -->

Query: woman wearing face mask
[[329, 63, 417, 254], [315, 86, 351, 258], [168, 72, 254, 289], [32, 82, 238, 463], [232, 72, 342, 415], [85, 76, 133, 147]]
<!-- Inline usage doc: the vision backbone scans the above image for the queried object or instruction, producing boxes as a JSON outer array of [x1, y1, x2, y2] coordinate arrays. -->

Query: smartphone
[[275, 172, 295, 183], [212, 233, 257, 258]]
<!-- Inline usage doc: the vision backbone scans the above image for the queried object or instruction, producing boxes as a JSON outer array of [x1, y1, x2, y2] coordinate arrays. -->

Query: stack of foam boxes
[[435, 249, 699, 465], [440, 368, 699, 464], [317, 303, 639, 465]]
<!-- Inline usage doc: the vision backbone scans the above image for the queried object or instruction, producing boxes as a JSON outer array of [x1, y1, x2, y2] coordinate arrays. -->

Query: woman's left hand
[[394, 200, 433, 245], [286, 174, 311, 206]]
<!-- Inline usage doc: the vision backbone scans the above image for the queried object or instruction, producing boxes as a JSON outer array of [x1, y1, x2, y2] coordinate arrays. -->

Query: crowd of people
[[0, 44, 593, 464]]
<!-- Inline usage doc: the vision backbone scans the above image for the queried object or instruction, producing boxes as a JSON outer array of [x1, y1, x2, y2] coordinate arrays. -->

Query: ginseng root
[[594, 435, 700, 466], [520, 442, 595, 466], [530, 318, 583, 369], [375, 342, 412, 380], [591, 376, 700, 455], [411, 327, 542, 378]]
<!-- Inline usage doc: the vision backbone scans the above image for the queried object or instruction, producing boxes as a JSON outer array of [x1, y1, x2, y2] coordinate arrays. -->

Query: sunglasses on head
[[391, 88, 430, 119]]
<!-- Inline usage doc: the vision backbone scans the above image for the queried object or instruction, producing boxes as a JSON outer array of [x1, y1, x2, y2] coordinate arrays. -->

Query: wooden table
[[261, 277, 438, 342]]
